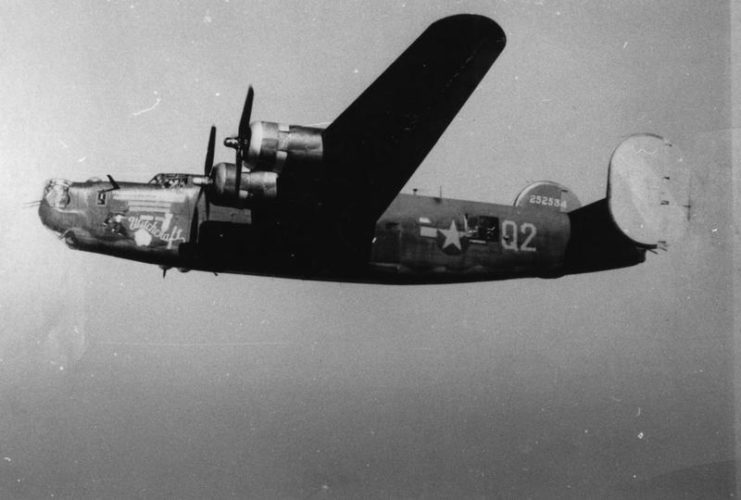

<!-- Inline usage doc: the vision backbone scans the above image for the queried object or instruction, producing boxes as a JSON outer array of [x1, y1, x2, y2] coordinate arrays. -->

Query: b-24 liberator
[[39, 15, 689, 283]]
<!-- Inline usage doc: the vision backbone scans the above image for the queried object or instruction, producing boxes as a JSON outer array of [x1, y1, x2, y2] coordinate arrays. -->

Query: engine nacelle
[[210, 162, 278, 206], [246, 121, 323, 172]]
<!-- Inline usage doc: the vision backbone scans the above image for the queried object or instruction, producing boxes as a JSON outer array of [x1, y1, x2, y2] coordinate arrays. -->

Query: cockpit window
[[149, 173, 188, 188], [43, 179, 71, 209]]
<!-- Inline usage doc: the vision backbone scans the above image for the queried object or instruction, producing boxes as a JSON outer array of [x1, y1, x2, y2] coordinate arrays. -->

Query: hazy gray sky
[[0, 1, 734, 497]]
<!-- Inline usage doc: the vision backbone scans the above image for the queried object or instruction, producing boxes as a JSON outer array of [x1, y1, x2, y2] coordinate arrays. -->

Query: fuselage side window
[[465, 215, 499, 242]]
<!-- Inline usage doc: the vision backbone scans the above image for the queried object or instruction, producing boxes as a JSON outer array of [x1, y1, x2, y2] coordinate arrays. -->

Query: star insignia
[[436, 220, 467, 255], [439, 220, 461, 250]]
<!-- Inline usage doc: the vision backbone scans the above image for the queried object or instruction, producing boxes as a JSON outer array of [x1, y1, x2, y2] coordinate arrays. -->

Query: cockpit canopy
[[148, 173, 191, 188], [43, 179, 71, 209]]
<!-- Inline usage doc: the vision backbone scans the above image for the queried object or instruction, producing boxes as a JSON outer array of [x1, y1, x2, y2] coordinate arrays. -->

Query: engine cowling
[[210, 162, 278, 205], [246, 121, 323, 172], [209, 121, 323, 207]]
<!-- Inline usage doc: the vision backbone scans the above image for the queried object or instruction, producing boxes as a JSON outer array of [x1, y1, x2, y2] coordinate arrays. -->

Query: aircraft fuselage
[[38, 174, 644, 283], [39, 18, 679, 284]]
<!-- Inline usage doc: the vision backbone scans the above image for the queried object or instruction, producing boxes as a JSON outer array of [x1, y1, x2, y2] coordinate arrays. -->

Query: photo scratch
[[132, 95, 162, 117]]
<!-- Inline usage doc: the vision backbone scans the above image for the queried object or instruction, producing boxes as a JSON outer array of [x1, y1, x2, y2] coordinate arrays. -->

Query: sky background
[[0, 1, 735, 498]]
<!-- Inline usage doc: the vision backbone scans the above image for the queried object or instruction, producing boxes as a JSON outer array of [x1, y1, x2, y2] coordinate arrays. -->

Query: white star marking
[[439, 220, 462, 250]]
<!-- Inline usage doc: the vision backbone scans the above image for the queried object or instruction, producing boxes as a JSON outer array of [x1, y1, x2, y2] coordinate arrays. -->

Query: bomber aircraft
[[39, 15, 689, 283]]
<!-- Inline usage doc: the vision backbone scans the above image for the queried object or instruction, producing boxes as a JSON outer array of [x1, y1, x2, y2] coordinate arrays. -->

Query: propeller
[[225, 86, 254, 203], [197, 88, 254, 209], [195, 124, 217, 223], [204, 125, 216, 176]]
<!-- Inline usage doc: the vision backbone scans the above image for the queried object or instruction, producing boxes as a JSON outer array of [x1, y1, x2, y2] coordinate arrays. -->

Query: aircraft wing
[[320, 15, 505, 222]]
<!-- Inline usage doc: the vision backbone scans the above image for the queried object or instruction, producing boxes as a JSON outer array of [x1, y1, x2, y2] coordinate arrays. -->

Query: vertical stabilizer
[[513, 181, 581, 213], [607, 134, 690, 249]]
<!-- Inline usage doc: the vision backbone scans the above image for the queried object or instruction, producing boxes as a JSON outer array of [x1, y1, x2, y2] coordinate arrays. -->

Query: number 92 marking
[[502, 220, 537, 252]]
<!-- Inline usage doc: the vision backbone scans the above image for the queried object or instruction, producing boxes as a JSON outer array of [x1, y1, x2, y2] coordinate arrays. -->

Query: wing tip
[[430, 14, 506, 46]]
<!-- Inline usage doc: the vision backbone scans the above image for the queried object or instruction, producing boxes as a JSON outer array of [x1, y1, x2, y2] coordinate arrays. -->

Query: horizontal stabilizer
[[607, 134, 690, 249], [513, 181, 580, 213]]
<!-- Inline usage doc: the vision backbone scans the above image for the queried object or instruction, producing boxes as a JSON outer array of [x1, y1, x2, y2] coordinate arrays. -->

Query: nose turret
[[39, 179, 72, 233], [38, 179, 90, 249]]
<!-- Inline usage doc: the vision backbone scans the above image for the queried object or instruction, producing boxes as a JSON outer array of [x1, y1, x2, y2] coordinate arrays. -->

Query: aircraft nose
[[39, 179, 73, 234], [38, 197, 51, 228], [38, 192, 62, 234]]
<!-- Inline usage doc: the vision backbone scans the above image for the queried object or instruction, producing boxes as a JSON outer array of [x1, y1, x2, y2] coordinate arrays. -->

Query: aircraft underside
[[192, 194, 646, 284]]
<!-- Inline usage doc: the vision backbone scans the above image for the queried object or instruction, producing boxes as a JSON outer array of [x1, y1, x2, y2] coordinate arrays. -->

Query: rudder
[[607, 134, 690, 249]]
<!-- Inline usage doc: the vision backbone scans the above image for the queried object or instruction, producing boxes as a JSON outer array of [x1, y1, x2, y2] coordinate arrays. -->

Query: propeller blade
[[239, 86, 254, 138], [235, 148, 242, 203], [198, 126, 217, 219], [204, 125, 216, 176], [196, 184, 210, 220], [235, 86, 254, 202]]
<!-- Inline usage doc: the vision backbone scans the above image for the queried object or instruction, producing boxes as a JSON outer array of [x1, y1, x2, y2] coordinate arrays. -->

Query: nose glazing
[[42, 179, 71, 208], [38, 179, 72, 234]]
